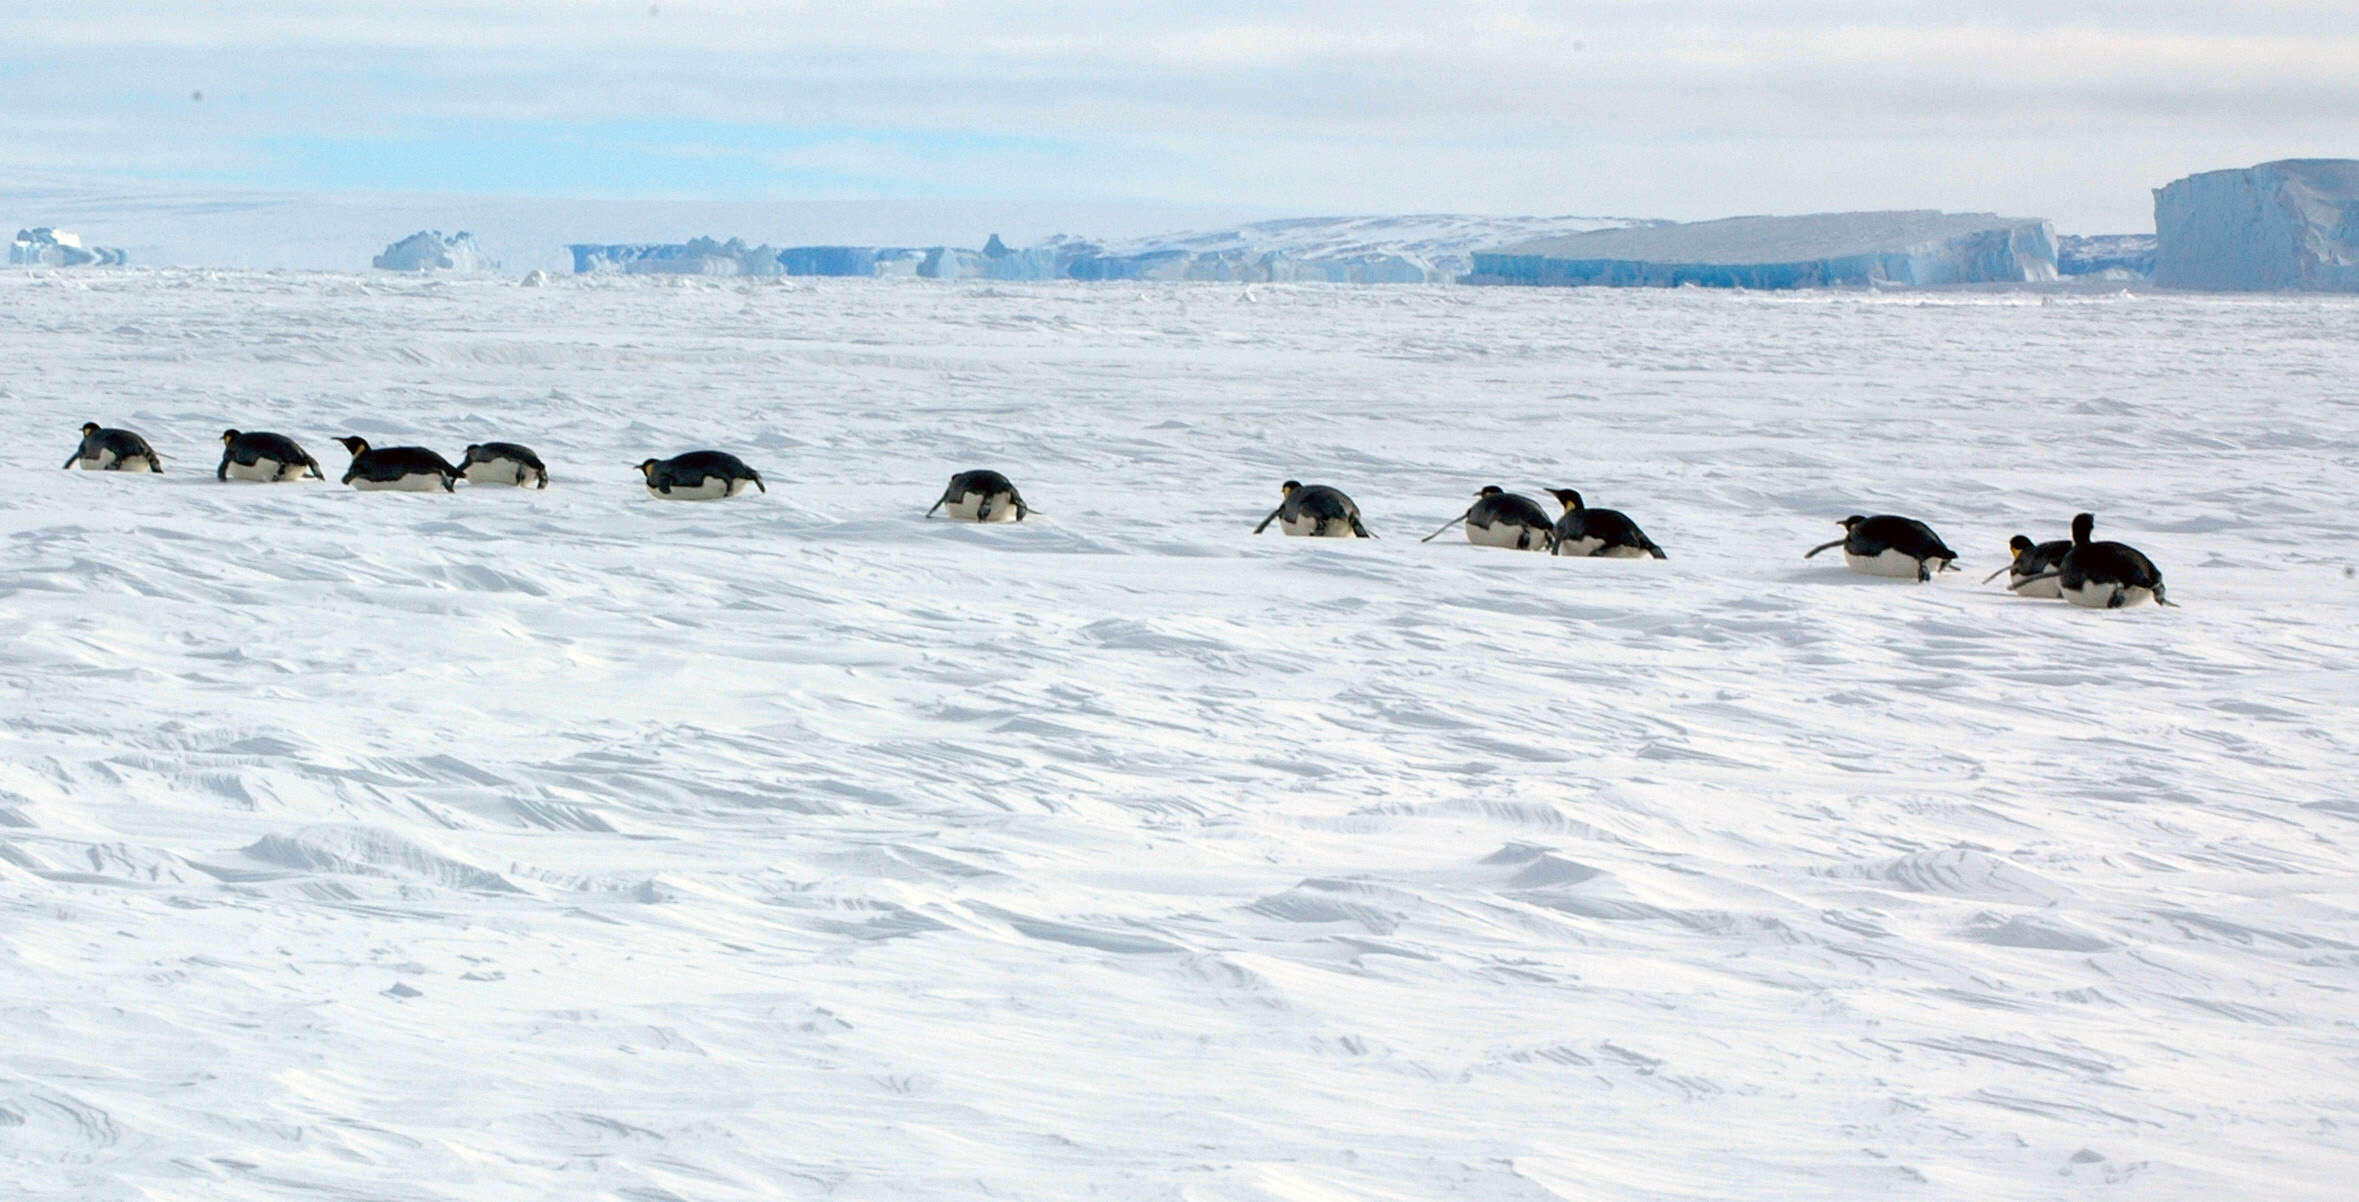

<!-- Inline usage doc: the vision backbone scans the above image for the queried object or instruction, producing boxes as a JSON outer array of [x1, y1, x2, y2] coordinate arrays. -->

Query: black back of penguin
[[337, 436, 459, 488], [1469, 487, 1554, 533], [1843, 514, 1956, 561], [220, 429, 322, 479], [645, 450, 765, 492], [2058, 512, 2171, 603], [1545, 489, 1665, 558]]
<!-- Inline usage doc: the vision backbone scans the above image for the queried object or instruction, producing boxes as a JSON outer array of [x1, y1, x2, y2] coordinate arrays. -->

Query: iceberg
[[11, 227, 127, 267], [2152, 159, 2359, 291], [569, 237, 784, 276], [2057, 234, 2156, 278], [1467, 211, 2058, 289], [372, 230, 495, 273]]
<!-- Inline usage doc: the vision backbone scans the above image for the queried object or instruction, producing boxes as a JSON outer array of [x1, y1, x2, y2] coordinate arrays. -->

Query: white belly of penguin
[[1279, 512, 1349, 537], [943, 490, 1019, 522], [1592, 543, 1652, 559], [462, 457, 535, 487], [2009, 572, 2063, 599], [1845, 548, 1929, 579], [224, 457, 299, 482], [352, 472, 448, 493], [650, 476, 748, 501], [77, 450, 157, 472], [2060, 579, 2154, 609], [1468, 520, 1546, 550], [1553, 534, 1604, 557]]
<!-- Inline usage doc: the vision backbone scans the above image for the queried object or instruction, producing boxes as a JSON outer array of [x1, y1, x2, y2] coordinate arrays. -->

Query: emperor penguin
[[2010, 512, 2174, 608], [926, 469, 1030, 522], [1804, 514, 1958, 582], [63, 422, 163, 472], [637, 451, 764, 500], [1253, 480, 1372, 538], [1543, 489, 1665, 559], [1982, 533, 2072, 598], [217, 429, 323, 482], [336, 436, 459, 492], [1421, 486, 1554, 551], [457, 442, 550, 488]]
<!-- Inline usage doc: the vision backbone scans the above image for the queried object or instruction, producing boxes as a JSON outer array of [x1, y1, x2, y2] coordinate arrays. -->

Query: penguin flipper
[[1980, 564, 2014, 584], [926, 494, 947, 518], [217, 456, 230, 482], [1804, 538, 1846, 559], [1418, 511, 1470, 543], [977, 496, 996, 521], [62, 449, 79, 470], [1253, 506, 1284, 534], [2008, 571, 2061, 592]]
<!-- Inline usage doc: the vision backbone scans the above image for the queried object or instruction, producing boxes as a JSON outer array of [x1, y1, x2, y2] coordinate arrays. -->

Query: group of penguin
[[62, 421, 2173, 609]]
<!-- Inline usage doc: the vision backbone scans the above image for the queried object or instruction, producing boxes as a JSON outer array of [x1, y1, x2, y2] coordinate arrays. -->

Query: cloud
[[3, 2, 2355, 229]]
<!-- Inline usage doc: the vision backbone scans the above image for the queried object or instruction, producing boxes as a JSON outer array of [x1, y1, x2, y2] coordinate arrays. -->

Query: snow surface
[[2, 271, 2357, 1200]]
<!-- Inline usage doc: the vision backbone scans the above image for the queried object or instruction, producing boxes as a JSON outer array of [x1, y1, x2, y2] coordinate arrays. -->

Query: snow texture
[[371, 230, 496, 273], [2, 271, 2356, 1200], [10, 226, 127, 267], [1473, 211, 2058, 288], [2153, 159, 2359, 291]]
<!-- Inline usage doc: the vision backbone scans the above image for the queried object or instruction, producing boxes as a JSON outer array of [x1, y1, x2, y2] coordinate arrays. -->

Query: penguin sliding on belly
[[1544, 489, 1664, 559], [63, 422, 163, 472], [1421, 486, 1555, 550], [336, 436, 458, 492], [217, 429, 323, 482], [1805, 514, 1958, 582], [1983, 533, 2072, 598], [926, 469, 1030, 522], [638, 451, 764, 500], [457, 442, 550, 488], [1254, 480, 1372, 538], [2010, 512, 2174, 609]]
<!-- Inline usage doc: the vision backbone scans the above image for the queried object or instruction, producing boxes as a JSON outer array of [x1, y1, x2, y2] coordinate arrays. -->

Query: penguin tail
[[1014, 500, 1031, 521], [2155, 588, 2178, 608], [1419, 512, 1469, 543], [751, 475, 767, 493], [1646, 542, 1666, 560], [1351, 517, 1374, 539], [1804, 538, 1845, 559]]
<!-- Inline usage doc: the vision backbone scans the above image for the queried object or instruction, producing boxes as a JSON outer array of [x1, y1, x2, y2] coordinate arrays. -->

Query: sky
[[4, 1, 2357, 234]]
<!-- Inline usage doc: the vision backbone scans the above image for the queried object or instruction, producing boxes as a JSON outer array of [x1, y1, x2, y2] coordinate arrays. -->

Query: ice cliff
[[570, 237, 786, 276], [1468, 212, 2058, 289], [10, 227, 127, 267], [2152, 159, 2359, 291]]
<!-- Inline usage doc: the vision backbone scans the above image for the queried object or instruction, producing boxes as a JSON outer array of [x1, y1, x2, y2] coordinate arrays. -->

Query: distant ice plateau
[[10, 226, 126, 267], [372, 229, 497, 273], [1468, 211, 2059, 289]]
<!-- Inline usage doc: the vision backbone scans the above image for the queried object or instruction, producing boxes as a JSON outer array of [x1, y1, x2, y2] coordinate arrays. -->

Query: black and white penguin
[[457, 442, 549, 489], [2010, 512, 2174, 608], [1982, 533, 2072, 598], [1804, 514, 1958, 581], [217, 429, 323, 482], [637, 451, 764, 500], [1253, 480, 1372, 538], [1543, 488, 1664, 559], [336, 436, 458, 492], [62, 422, 163, 472], [1420, 486, 1554, 550], [926, 469, 1030, 522]]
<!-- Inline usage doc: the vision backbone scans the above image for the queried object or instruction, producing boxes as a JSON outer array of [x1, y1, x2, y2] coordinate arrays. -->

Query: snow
[[371, 230, 496, 273], [1475, 211, 2058, 288], [2, 271, 2356, 1200], [2153, 159, 2359, 291]]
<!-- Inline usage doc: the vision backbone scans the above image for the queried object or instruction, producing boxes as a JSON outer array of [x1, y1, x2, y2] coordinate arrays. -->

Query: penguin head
[[1280, 480, 1301, 496], [2007, 534, 2035, 559], [1477, 485, 1505, 498], [80, 421, 101, 436], [1838, 514, 1867, 531], [1545, 488, 1584, 513], [462, 444, 482, 461], [634, 459, 659, 478], [220, 429, 241, 445], [2071, 512, 2096, 545], [335, 436, 370, 456]]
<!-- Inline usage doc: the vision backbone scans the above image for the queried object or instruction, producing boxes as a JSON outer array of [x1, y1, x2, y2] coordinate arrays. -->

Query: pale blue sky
[[5, 2, 2355, 231]]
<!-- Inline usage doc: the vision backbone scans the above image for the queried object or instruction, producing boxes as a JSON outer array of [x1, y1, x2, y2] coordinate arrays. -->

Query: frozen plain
[[1, 271, 2356, 1201]]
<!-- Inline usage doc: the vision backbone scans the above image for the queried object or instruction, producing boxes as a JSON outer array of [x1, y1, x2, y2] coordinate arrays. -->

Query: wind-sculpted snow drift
[[2153, 159, 2359, 291], [1469, 211, 2059, 288], [1, 272, 2354, 1199]]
